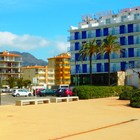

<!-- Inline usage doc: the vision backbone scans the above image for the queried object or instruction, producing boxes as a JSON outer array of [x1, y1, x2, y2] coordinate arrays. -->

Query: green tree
[[79, 39, 100, 85], [7, 77, 16, 88], [102, 35, 122, 86], [23, 79, 31, 88], [16, 77, 24, 88]]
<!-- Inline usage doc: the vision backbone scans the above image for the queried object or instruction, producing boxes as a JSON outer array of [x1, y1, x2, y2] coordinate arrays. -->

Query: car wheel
[[28, 93, 32, 96], [16, 93, 20, 97]]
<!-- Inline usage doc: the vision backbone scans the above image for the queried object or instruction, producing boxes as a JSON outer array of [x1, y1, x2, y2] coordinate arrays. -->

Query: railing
[[68, 26, 140, 41]]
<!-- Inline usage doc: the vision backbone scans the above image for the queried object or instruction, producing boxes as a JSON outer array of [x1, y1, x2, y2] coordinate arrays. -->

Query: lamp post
[[0, 77, 2, 105], [74, 59, 77, 87]]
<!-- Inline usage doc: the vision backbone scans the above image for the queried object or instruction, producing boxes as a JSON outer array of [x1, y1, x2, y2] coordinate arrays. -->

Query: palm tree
[[102, 35, 123, 86], [79, 39, 99, 85]]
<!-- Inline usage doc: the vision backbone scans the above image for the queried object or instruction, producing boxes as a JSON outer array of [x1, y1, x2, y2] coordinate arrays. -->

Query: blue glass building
[[68, 6, 140, 85]]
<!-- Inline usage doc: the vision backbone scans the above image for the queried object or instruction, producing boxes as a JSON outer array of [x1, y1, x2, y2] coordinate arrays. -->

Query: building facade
[[47, 58, 55, 88], [68, 6, 140, 85], [22, 65, 48, 88], [0, 51, 22, 86], [47, 53, 71, 88]]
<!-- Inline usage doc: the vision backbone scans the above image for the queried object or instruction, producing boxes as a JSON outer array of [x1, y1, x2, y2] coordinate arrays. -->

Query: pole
[[75, 59, 77, 87], [75, 59, 78, 96], [0, 77, 2, 105]]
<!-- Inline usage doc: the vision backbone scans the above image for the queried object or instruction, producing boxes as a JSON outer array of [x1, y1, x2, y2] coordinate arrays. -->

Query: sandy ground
[[0, 97, 140, 140]]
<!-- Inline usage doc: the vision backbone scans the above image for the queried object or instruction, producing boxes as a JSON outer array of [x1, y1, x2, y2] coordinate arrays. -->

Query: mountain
[[10, 51, 48, 66]]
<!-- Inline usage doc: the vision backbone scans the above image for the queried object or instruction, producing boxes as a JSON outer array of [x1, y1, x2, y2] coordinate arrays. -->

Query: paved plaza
[[0, 97, 140, 140]]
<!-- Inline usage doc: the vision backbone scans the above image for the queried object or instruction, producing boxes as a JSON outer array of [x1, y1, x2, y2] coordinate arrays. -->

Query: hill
[[10, 51, 48, 66]]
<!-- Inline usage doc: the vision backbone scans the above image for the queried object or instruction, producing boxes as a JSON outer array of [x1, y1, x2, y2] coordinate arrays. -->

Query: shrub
[[130, 89, 140, 108], [119, 90, 133, 100], [73, 85, 133, 99]]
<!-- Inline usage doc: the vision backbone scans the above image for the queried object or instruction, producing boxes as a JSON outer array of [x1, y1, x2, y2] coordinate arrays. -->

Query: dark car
[[56, 88, 73, 97], [38, 89, 56, 96]]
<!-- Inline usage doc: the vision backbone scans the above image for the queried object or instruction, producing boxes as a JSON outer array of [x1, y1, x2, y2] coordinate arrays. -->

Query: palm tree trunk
[[108, 54, 111, 86], [89, 55, 92, 85]]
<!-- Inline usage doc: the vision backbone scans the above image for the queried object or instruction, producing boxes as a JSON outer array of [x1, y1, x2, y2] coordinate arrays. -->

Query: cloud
[[0, 32, 50, 50], [0, 32, 69, 58]]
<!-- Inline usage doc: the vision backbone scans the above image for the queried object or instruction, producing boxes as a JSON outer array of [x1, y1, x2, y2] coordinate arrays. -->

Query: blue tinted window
[[82, 31, 86, 39], [103, 28, 108, 36], [128, 24, 133, 33], [120, 37, 126, 45], [104, 53, 108, 59], [128, 36, 134, 45], [120, 25, 125, 34], [76, 65, 80, 73], [75, 42, 79, 50], [121, 62, 126, 71], [104, 63, 108, 72], [129, 61, 135, 68], [97, 54, 101, 60], [97, 63, 101, 72], [121, 49, 126, 58], [75, 53, 79, 61], [75, 32, 79, 40], [96, 29, 101, 37], [82, 64, 87, 73], [128, 48, 134, 57]]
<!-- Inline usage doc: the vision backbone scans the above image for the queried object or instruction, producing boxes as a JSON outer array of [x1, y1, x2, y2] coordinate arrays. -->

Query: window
[[112, 27, 115, 35], [103, 28, 108, 36], [134, 13, 139, 20], [121, 62, 126, 71], [128, 24, 133, 33], [82, 31, 86, 39], [82, 64, 87, 73], [104, 53, 108, 59], [121, 15, 127, 22], [120, 37, 126, 45], [106, 18, 111, 24], [75, 53, 80, 61], [128, 48, 134, 57], [97, 63, 101, 72], [97, 54, 101, 60], [121, 49, 126, 58], [120, 25, 125, 34], [75, 42, 79, 50], [75, 32, 79, 40], [104, 63, 108, 72], [128, 36, 134, 45], [96, 29, 101, 37], [76, 65, 80, 73], [129, 61, 135, 68]]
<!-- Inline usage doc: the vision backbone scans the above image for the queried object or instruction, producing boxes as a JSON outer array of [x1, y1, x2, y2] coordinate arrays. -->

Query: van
[[51, 84, 69, 90]]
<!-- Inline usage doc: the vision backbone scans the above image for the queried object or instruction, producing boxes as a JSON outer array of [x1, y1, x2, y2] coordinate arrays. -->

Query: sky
[[0, 0, 140, 61]]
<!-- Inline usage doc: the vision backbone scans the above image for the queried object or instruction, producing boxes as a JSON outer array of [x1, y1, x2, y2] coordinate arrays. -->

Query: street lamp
[[0, 77, 2, 105]]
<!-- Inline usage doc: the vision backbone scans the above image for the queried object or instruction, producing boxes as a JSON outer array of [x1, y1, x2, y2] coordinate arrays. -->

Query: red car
[[56, 88, 73, 97], [33, 88, 45, 96]]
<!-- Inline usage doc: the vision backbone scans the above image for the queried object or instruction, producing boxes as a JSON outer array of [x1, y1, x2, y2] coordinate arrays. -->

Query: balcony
[[48, 76, 55, 80]]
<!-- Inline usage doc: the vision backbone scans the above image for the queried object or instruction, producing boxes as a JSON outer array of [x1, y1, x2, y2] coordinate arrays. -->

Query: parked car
[[33, 88, 45, 96], [38, 89, 56, 96], [12, 89, 32, 97], [56, 88, 73, 97]]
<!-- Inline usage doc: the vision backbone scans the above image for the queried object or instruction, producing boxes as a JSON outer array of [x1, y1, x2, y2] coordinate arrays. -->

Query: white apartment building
[[68, 6, 140, 86]]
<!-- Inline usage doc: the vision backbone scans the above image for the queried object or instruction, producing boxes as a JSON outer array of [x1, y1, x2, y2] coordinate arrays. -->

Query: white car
[[12, 89, 32, 97]]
